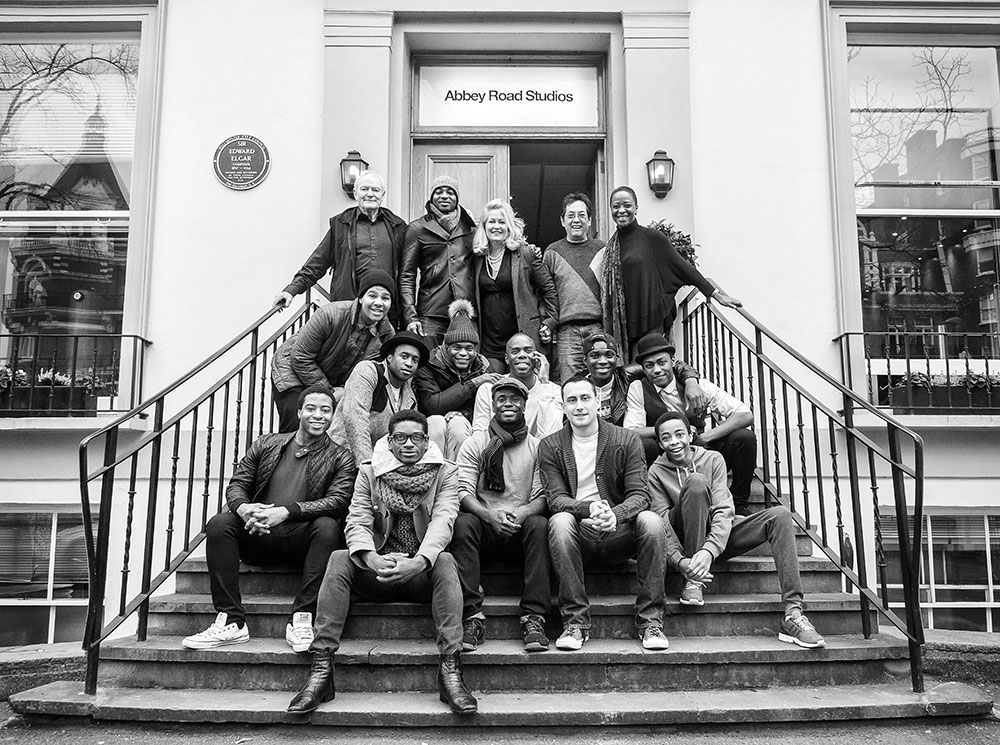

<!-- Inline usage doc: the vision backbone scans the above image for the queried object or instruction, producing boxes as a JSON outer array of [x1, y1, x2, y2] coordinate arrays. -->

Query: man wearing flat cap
[[450, 376, 552, 653], [400, 175, 477, 348], [329, 330, 430, 463], [623, 332, 756, 515]]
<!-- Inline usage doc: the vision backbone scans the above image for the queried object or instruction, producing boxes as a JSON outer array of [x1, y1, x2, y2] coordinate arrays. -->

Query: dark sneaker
[[519, 614, 550, 652], [555, 626, 588, 651], [734, 503, 753, 517], [778, 612, 826, 649], [639, 625, 670, 650], [679, 580, 704, 606], [462, 617, 485, 652]]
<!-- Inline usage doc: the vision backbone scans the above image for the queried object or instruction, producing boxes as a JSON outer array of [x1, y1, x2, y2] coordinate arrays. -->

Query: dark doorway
[[509, 141, 602, 250]]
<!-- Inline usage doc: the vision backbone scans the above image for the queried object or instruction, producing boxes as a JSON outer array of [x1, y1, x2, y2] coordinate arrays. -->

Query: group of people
[[181, 171, 825, 717]]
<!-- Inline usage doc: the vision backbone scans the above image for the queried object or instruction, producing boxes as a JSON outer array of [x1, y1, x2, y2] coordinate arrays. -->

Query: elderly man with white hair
[[274, 171, 408, 326]]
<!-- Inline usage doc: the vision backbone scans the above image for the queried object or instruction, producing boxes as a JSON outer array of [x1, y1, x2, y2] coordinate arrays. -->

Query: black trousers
[[704, 428, 757, 504], [272, 383, 304, 434], [448, 512, 552, 620], [205, 511, 342, 626]]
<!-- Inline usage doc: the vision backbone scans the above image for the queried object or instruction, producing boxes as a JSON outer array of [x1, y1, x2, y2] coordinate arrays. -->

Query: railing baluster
[[811, 405, 827, 547], [137, 399, 165, 642], [868, 448, 888, 611], [183, 406, 201, 549], [754, 329, 769, 486], [768, 370, 781, 506], [164, 421, 182, 571], [796, 392, 811, 529], [119, 454, 140, 616], [842, 400, 872, 639], [219, 382, 232, 515], [781, 380, 795, 511], [202, 393, 216, 531], [828, 418, 846, 574]]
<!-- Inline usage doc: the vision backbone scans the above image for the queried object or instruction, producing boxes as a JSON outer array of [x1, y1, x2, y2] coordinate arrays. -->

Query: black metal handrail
[[679, 292, 925, 692], [835, 330, 999, 414], [77, 289, 326, 694]]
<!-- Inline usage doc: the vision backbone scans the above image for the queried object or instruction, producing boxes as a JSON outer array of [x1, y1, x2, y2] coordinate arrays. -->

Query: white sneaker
[[182, 612, 250, 649], [286, 611, 314, 653]]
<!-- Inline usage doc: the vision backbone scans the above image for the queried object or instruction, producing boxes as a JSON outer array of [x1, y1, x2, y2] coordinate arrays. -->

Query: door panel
[[410, 143, 509, 222]]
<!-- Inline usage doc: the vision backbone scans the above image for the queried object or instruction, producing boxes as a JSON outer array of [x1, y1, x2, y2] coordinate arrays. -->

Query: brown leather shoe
[[437, 652, 477, 714], [287, 651, 335, 714]]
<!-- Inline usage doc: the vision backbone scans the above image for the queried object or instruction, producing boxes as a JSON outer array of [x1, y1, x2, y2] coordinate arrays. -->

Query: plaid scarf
[[428, 203, 461, 234], [482, 415, 528, 492], [601, 231, 628, 353]]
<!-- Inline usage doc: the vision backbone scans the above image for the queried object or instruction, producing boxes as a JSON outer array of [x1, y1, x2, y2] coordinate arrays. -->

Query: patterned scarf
[[482, 415, 528, 492], [428, 202, 461, 234], [601, 231, 628, 353], [377, 462, 441, 512]]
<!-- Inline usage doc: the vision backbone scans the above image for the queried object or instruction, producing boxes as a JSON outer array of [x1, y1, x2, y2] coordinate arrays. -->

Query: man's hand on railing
[[272, 291, 293, 311], [711, 289, 742, 309], [684, 379, 708, 418]]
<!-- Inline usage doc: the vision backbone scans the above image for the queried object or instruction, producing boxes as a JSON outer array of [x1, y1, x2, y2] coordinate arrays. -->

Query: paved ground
[[2, 694, 999, 745]]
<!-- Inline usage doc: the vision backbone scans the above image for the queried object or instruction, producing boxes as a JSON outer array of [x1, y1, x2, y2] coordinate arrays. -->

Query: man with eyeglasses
[[274, 171, 407, 326], [288, 410, 477, 715], [183, 384, 357, 653], [450, 376, 552, 653], [330, 330, 429, 464]]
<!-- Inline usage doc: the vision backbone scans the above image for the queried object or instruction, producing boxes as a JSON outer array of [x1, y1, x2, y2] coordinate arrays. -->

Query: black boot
[[437, 651, 477, 714], [287, 651, 335, 714]]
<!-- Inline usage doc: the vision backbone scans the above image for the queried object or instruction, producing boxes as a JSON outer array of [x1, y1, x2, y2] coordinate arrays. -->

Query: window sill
[[852, 411, 1000, 430]]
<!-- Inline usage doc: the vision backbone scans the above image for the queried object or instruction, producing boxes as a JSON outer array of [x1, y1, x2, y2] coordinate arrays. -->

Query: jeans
[[205, 511, 342, 625], [548, 510, 666, 631], [427, 414, 473, 461], [704, 428, 757, 504], [555, 321, 603, 383], [668, 473, 803, 613], [448, 512, 551, 619], [417, 316, 450, 351], [311, 549, 464, 655]]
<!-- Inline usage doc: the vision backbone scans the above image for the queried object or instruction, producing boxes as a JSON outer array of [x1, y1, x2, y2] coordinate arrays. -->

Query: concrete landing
[[11, 680, 993, 726]]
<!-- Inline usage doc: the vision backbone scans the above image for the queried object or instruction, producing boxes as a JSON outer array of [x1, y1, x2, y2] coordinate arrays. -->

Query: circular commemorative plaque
[[213, 134, 271, 191]]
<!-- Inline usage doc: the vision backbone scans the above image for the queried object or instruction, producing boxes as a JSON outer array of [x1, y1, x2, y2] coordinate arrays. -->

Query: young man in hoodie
[[414, 299, 502, 459], [648, 410, 826, 649], [288, 410, 477, 715]]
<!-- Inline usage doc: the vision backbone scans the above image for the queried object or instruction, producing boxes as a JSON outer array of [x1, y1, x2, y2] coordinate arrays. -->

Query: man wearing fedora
[[400, 175, 477, 349], [329, 330, 429, 464], [623, 332, 756, 516]]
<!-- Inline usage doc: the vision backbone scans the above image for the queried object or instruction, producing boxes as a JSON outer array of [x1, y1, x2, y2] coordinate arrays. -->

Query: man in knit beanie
[[400, 175, 477, 348], [414, 299, 502, 459]]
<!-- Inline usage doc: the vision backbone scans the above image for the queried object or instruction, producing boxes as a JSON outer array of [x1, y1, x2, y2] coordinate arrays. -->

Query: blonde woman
[[472, 200, 559, 372]]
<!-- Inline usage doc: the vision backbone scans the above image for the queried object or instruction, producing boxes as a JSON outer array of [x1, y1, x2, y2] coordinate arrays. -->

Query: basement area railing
[[679, 293, 926, 692], [78, 289, 325, 694]]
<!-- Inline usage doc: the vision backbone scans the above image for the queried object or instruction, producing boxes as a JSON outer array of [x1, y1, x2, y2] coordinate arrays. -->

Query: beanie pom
[[448, 298, 475, 320]]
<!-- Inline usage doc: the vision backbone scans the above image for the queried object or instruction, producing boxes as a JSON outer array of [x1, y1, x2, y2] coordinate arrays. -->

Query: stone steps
[[175, 553, 838, 597], [97, 634, 910, 692], [12, 679, 992, 726], [147, 591, 872, 639]]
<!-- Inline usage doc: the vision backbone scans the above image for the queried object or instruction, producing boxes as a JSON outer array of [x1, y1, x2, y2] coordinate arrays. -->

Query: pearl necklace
[[486, 248, 505, 279]]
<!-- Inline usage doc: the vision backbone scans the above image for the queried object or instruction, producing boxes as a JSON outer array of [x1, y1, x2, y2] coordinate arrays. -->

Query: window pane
[[849, 46, 1000, 211], [0, 513, 52, 599], [933, 606, 987, 632], [929, 514, 989, 585], [935, 587, 987, 602], [990, 515, 1000, 584], [0, 606, 49, 646], [0, 43, 139, 210], [53, 605, 88, 643], [54, 513, 91, 599], [859, 216, 1000, 341]]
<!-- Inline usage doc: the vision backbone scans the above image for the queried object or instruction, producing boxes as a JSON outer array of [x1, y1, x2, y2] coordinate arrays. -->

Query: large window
[[846, 41, 1000, 410], [881, 510, 1000, 632], [0, 37, 141, 414]]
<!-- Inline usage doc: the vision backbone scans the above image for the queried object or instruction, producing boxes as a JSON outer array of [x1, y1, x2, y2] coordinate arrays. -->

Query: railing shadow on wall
[[679, 292, 926, 692], [77, 289, 326, 695]]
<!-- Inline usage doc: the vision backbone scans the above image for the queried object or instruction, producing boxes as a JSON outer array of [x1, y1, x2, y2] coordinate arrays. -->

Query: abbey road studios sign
[[214, 134, 271, 190], [418, 65, 600, 129]]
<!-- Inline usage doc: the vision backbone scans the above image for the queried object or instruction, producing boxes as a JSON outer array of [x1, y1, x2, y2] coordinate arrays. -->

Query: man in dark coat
[[399, 175, 477, 348], [274, 171, 406, 325]]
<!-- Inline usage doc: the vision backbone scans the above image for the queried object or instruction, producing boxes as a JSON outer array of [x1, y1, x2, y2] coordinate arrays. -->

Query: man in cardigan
[[539, 378, 669, 652], [623, 333, 757, 515], [578, 331, 704, 428], [287, 410, 476, 715], [183, 384, 357, 653], [274, 171, 407, 326], [648, 410, 825, 647], [329, 330, 429, 464], [450, 376, 551, 652]]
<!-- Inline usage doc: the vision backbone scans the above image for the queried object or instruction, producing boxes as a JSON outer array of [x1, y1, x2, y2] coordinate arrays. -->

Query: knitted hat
[[356, 269, 396, 306], [429, 174, 460, 202], [443, 299, 479, 346]]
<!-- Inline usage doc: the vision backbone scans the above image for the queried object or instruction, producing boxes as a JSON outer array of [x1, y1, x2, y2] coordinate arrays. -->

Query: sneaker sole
[[287, 641, 312, 653], [462, 642, 481, 652], [678, 597, 704, 606], [641, 642, 671, 651], [777, 632, 826, 649], [182, 636, 250, 650], [523, 641, 550, 652]]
